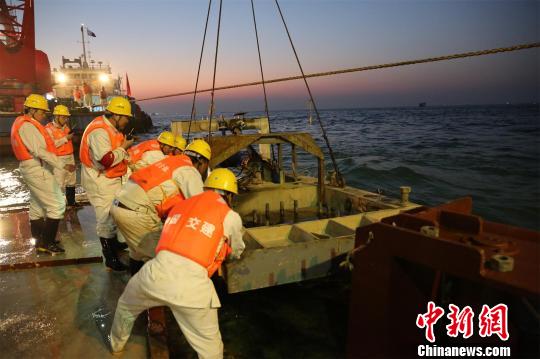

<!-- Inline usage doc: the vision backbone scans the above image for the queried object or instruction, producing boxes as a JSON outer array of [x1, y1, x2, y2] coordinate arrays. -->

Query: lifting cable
[[208, 0, 223, 139], [274, 0, 344, 186], [187, 0, 213, 141], [250, 0, 271, 124], [250, 0, 276, 162], [138, 42, 540, 103]]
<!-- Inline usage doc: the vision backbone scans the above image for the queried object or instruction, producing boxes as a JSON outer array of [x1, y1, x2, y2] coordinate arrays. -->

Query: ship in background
[[0, 0, 152, 156], [50, 24, 123, 110]]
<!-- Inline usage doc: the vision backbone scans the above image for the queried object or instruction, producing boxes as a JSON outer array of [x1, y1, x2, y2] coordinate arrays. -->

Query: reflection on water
[[0, 163, 27, 207]]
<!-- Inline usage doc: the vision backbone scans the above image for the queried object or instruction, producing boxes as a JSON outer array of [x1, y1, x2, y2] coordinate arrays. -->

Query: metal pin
[[279, 201, 285, 223], [293, 200, 298, 223], [265, 203, 270, 226], [252, 210, 258, 226]]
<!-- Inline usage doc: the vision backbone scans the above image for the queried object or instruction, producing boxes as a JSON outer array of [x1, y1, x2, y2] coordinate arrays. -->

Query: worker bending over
[[173, 135, 187, 156], [80, 96, 134, 271], [45, 105, 77, 206], [11, 94, 75, 254], [110, 168, 245, 358], [111, 139, 211, 275], [128, 131, 182, 171]]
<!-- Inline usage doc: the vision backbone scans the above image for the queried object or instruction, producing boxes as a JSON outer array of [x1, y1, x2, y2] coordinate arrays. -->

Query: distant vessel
[[51, 25, 122, 110], [418, 102, 427, 107]]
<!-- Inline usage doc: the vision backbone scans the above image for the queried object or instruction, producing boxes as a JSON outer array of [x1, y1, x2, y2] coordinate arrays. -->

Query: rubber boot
[[129, 258, 145, 276], [43, 218, 65, 255], [111, 236, 128, 252], [66, 186, 77, 207], [30, 218, 46, 252], [100, 238, 127, 271]]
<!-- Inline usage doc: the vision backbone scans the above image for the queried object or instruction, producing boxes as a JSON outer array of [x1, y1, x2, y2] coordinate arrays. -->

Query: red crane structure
[[0, 0, 51, 112]]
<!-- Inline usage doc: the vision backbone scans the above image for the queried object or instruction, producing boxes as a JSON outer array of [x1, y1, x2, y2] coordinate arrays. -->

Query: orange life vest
[[79, 116, 127, 178], [130, 154, 193, 218], [156, 191, 232, 277], [10, 115, 57, 161], [128, 139, 161, 164], [45, 122, 74, 156]]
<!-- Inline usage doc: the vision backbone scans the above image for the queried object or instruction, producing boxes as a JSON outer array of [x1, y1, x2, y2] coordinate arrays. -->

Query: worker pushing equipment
[[112, 139, 210, 275], [127, 131, 186, 171], [110, 168, 245, 358], [80, 96, 134, 271], [10, 94, 76, 255]]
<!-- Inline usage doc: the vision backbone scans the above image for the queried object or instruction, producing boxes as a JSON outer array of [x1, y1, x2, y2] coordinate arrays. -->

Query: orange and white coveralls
[[127, 139, 164, 172], [80, 116, 128, 238], [110, 154, 204, 261], [45, 121, 76, 190], [110, 191, 244, 358], [11, 115, 66, 220]]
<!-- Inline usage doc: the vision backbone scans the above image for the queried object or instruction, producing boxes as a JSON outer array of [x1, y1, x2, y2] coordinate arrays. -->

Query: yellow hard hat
[[157, 131, 175, 147], [204, 168, 238, 194], [24, 94, 50, 112], [174, 136, 186, 151], [185, 139, 211, 160], [106, 96, 132, 117], [53, 105, 71, 116]]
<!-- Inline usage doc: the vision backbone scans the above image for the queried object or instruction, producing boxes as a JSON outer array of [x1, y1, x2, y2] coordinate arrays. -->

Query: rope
[[250, 0, 270, 123], [187, 0, 212, 141], [274, 0, 344, 186], [137, 42, 540, 102], [250, 0, 276, 162], [208, 0, 223, 139]]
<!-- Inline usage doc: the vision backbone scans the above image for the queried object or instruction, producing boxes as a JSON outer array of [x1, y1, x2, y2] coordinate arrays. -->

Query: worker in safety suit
[[45, 105, 77, 206], [110, 168, 245, 358], [80, 96, 134, 271], [127, 131, 183, 172], [10, 94, 76, 254], [111, 139, 210, 275]]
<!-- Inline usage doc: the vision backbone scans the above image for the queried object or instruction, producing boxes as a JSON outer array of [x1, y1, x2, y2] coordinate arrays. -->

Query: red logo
[[417, 303, 509, 342], [416, 301, 445, 343], [479, 304, 509, 341], [446, 304, 474, 339]]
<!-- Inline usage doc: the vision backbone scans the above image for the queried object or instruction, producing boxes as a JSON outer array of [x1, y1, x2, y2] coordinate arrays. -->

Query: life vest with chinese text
[[156, 191, 231, 277]]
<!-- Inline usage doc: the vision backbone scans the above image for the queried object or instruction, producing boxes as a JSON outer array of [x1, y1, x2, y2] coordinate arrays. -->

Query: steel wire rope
[[208, 0, 223, 139], [187, 0, 213, 141], [273, 0, 344, 186], [250, 0, 276, 163], [137, 43, 540, 102]]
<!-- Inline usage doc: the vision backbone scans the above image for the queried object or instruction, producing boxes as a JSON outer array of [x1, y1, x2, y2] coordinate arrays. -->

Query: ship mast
[[80, 24, 88, 68]]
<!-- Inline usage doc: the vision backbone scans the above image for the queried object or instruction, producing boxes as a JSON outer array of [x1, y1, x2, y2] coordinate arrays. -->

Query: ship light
[[56, 73, 67, 84], [99, 73, 109, 83]]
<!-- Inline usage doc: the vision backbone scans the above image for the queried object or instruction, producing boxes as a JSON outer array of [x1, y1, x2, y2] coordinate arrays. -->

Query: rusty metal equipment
[[347, 197, 540, 358], [0, 0, 52, 112]]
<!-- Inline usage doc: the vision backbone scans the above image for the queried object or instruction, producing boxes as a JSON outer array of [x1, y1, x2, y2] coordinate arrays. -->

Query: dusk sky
[[36, 0, 539, 114]]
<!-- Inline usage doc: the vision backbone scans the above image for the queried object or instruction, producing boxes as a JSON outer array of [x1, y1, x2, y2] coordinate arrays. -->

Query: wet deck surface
[[0, 263, 148, 358], [0, 204, 350, 358], [0, 206, 101, 270]]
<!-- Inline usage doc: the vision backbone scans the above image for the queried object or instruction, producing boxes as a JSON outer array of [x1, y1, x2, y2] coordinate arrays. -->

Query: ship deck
[[0, 207, 148, 358]]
